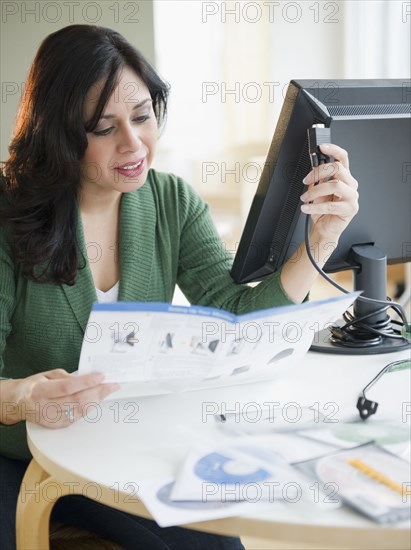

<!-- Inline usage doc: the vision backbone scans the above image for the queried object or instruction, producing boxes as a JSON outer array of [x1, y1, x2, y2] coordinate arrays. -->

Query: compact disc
[[193, 452, 270, 484], [331, 421, 410, 445]]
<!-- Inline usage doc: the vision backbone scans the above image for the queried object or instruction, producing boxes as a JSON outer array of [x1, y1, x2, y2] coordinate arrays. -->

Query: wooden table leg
[[16, 459, 79, 550]]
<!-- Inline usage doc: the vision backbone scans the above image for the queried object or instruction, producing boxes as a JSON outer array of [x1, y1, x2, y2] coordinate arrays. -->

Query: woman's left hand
[[300, 143, 359, 241]]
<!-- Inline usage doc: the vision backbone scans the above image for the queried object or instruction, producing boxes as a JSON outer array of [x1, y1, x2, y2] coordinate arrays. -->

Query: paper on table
[[299, 417, 411, 463], [78, 292, 360, 393], [169, 440, 341, 508], [212, 432, 339, 464], [137, 435, 341, 529], [135, 429, 340, 527], [137, 476, 261, 528]]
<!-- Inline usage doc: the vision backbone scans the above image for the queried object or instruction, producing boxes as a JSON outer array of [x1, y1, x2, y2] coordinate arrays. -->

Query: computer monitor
[[231, 79, 411, 355]]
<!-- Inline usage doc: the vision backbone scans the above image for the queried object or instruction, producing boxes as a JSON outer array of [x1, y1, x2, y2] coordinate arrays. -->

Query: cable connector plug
[[356, 396, 378, 420], [307, 124, 334, 168]]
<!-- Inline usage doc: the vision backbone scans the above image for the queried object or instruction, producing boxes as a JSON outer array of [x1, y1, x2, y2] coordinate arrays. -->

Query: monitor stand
[[310, 244, 411, 355]]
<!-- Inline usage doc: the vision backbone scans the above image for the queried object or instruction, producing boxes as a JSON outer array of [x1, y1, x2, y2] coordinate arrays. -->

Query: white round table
[[17, 349, 411, 549]]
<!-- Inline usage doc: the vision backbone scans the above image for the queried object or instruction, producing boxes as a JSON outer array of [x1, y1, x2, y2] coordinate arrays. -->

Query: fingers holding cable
[[301, 179, 358, 215]]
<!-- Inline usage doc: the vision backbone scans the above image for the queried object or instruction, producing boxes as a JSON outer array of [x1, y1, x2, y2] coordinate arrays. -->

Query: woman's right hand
[[1, 369, 120, 428]]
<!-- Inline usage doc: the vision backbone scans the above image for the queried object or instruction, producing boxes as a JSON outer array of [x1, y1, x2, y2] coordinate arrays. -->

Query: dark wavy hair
[[0, 24, 169, 284]]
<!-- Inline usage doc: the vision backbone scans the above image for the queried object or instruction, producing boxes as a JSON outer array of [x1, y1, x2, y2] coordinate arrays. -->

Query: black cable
[[303, 214, 409, 347], [356, 358, 410, 419], [341, 309, 404, 339], [361, 359, 409, 396]]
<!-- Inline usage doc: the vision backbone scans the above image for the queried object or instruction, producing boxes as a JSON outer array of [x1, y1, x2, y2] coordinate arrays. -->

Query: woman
[[0, 24, 358, 549]]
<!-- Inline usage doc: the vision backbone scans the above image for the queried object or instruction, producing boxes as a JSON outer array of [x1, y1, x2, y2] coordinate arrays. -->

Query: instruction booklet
[[78, 292, 359, 392]]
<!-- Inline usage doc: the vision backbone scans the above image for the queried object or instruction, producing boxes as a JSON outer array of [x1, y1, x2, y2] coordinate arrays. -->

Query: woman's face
[[80, 66, 158, 197]]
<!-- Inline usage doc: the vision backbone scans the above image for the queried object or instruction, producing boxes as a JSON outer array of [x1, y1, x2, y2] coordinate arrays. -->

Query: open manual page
[[78, 292, 359, 393]]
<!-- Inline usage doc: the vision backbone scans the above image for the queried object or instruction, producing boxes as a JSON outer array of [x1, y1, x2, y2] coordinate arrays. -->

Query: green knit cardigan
[[0, 169, 295, 459]]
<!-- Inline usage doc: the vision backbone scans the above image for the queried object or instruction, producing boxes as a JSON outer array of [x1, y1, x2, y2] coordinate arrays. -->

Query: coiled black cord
[[304, 214, 409, 348]]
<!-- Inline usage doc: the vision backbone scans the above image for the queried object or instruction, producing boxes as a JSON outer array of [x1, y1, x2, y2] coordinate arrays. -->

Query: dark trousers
[[0, 455, 244, 550]]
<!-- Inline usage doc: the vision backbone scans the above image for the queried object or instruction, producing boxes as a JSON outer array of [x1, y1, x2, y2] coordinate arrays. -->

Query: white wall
[[344, 0, 411, 78], [152, 1, 347, 183], [152, 0, 348, 242]]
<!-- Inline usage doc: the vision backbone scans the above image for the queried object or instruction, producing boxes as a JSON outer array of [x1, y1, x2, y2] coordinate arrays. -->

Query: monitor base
[[310, 328, 411, 355]]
